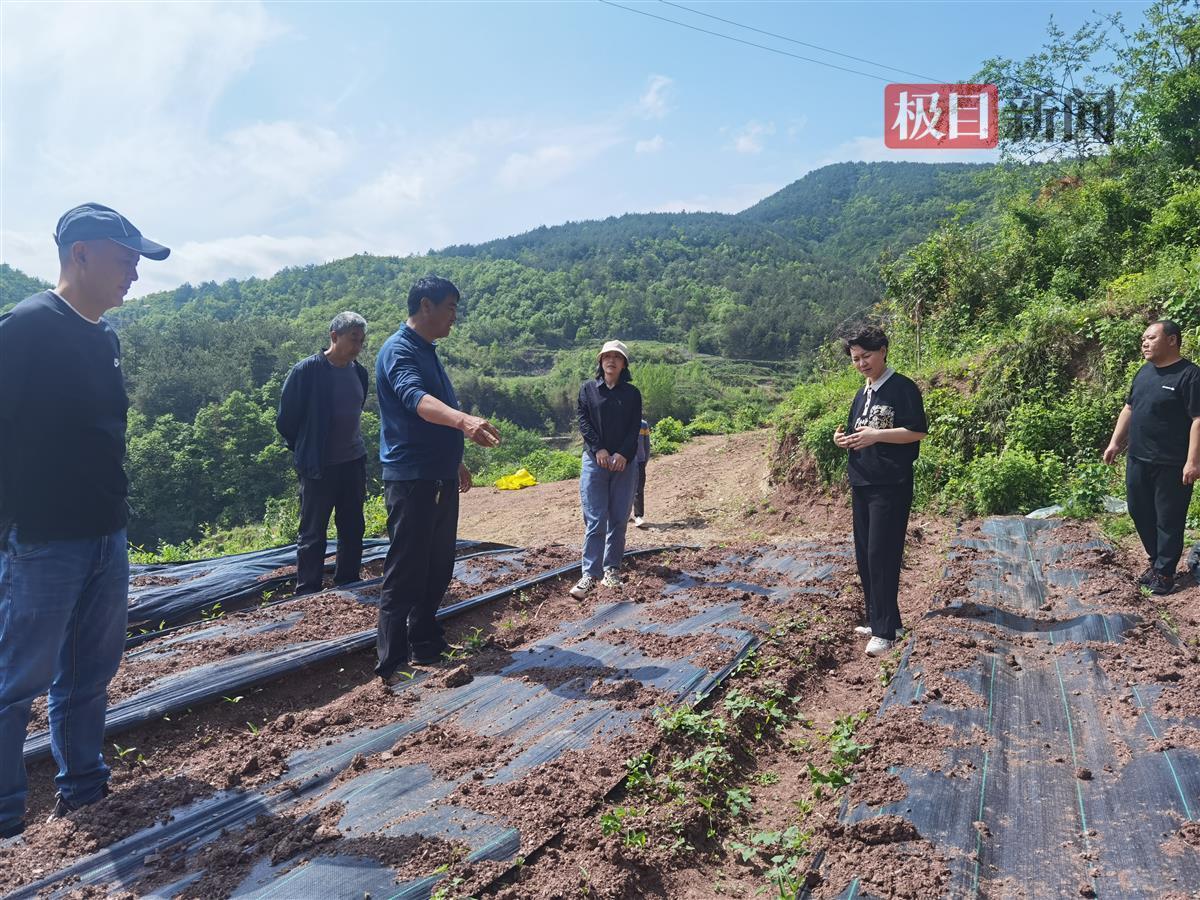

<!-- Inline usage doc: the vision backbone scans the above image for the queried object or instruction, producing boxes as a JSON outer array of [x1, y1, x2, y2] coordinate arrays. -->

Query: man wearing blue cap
[[0, 203, 169, 839]]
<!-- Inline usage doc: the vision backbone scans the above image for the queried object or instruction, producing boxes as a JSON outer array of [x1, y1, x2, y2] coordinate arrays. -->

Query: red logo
[[885, 84, 998, 149]]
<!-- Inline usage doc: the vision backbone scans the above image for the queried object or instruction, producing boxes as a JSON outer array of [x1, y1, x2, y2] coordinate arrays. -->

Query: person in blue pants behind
[[0, 203, 170, 839], [571, 340, 643, 597]]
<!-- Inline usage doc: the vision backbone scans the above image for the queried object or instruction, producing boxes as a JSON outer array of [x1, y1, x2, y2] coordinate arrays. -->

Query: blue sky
[[1, 0, 1147, 296]]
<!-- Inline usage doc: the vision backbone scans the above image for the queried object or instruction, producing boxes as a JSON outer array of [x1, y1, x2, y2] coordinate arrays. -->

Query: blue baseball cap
[[54, 202, 170, 261]]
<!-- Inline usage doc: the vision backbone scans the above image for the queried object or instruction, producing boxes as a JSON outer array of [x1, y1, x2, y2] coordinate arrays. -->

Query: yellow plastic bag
[[494, 468, 538, 490]]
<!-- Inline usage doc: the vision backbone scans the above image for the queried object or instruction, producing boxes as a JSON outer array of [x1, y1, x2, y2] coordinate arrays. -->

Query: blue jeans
[[0, 526, 128, 830], [580, 452, 639, 578]]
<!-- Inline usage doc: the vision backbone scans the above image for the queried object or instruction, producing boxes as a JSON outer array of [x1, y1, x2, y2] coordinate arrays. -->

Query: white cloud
[[635, 136, 666, 154], [638, 75, 674, 119], [338, 146, 478, 225], [138, 232, 371, 294], [496, 126, 622, 191], [1, 2, 284, 136], [733, 121, 776, 154]]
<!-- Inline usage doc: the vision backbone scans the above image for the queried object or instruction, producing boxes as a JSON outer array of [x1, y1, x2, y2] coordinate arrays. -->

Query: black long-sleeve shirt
[[577, 376, 643, 462], [0, 291, 129, 540]]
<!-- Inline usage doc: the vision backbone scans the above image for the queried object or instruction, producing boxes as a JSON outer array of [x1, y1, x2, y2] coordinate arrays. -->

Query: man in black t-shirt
[[276, 312, 370, 596], [1104, 320, 1200, 595], [0, 204, 169, 839]]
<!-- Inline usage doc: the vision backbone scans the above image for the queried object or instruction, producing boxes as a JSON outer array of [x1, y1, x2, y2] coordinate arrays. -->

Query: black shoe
[[0, 819, 24, 839], [379, 667, 413, 687], [1137, 566, 1156, 587], [47, 783, 109, 821], [1148, 572, 1174, 595], [411, 641, 459, 665]]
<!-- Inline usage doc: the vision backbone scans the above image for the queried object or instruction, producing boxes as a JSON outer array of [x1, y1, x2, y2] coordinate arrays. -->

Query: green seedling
[[733, 826, 812, 898], [223, 695, 244, 704], [200, 602, 224, 621], [462, 626, 489, 653], [755, 771, 781, 786], [656, 706, 728, 743], [246, 721, 261, 736], [599, 805, 648, 848], [624, 751, 655, 792], [725, 787, 752, 817]]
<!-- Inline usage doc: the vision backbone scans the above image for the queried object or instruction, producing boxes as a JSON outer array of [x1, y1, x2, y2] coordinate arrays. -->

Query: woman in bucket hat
[[570, 340, 643, 597]]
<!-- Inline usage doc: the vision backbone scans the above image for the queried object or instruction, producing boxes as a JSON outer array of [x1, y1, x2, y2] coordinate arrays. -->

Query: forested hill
[[0, 161, 999, 363], [0, 160, 1004, 547], [0, 264, 50, 309], [438, 161, 994, 274]]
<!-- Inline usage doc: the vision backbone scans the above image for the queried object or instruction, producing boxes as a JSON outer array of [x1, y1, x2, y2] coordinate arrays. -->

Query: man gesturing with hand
[[374, 276, 500, 682]]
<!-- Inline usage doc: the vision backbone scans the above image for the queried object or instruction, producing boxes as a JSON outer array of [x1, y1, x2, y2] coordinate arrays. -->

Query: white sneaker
[[569, 575, 596, 599], [633, 516, 646, 528], [856, 625, 906, 639], [865, 636, 896, 657], [601, 568, 622, 588]]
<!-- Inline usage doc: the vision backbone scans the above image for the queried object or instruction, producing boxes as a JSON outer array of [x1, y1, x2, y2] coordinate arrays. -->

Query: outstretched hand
[[462, 415, 501, 448]]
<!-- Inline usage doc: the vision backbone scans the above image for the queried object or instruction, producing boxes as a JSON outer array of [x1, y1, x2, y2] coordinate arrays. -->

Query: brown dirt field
[[459, 430, 852, 548], [6, 429, 1200, 898]]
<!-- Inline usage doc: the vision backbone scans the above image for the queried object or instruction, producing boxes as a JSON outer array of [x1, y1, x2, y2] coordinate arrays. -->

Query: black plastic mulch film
[[27, 546, 540, 763], [126, 539, 504, 636], [13, 541, 840, 898], [825, 518, 1200, 900]]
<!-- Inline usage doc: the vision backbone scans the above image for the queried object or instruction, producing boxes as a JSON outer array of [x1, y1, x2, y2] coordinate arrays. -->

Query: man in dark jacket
[[276, 312, 370, 595], [0, 203, 169, 839]]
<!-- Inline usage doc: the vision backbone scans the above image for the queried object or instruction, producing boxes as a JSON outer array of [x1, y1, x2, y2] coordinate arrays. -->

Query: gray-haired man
[[277, 312, 370, 595]]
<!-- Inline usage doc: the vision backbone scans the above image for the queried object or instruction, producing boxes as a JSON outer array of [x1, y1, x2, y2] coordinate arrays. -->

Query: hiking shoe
[[1136, 566, 1156, 587], [569, 575, 596, 598], [1148, 572, 1174, 595], [633, 516, 646, 528], [379, 667, 413, 687], [47, 783, 108, 821], [864, 636, 896, 657], [412, 643, 457, 666], [602, 569, 622, 588]]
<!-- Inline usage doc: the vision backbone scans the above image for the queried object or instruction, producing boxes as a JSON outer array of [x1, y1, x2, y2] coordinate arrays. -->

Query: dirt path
[[459, 430, 852, 549]]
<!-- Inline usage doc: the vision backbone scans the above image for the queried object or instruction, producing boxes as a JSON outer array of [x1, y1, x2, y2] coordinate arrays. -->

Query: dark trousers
[[376, 478, 459, 677], [851, 480, 913, 641], [296, 456, 367, 595], [1126, 457, 1193, 576], [633, 462, 647, 518]]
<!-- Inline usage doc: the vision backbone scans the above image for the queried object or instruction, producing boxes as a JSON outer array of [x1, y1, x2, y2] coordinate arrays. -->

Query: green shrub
[[803, 410, 848, 484], [1005, 402, 1072, 455], [652, 416, 691, 455], [1062, 461, 1112, 518], [731, 404, 767, 432], [912, 442, 965, 511], [960, 449, 1063, 515], [521, 448, 582, 482], [364, 493, 388, 537], [685, 412, 732, 436]]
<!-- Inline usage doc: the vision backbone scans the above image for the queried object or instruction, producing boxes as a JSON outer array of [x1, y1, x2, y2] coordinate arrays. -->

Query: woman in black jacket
[[570, 340, 643, 598]]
